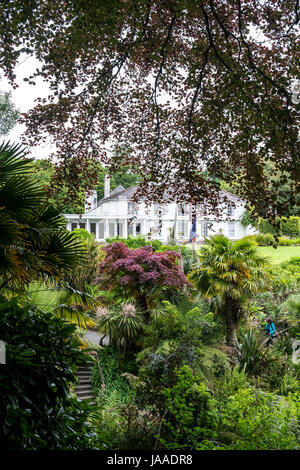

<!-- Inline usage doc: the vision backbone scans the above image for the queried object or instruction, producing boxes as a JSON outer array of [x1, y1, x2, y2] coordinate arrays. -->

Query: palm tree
[[188, 235, 270, 351], [0, 141, 85, 291], [21, 280, 97, 328]]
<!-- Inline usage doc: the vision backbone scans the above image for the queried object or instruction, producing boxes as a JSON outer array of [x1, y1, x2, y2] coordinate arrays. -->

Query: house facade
[[63, 182, 255, 243]]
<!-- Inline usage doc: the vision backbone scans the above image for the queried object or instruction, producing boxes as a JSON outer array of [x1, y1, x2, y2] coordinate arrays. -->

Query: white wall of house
[[64, 187, 250, 243]]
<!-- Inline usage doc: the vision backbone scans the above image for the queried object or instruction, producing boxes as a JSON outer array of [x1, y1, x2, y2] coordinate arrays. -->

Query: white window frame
[[177, 220, 186, 237], [201, 221, 208, 238], [228, 222, 235, 238], [177, 203, 186, 215], [227, 203, 234, 216]]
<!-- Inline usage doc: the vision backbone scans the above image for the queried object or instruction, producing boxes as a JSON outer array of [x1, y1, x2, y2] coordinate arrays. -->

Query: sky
[[0, 54, 54, 159], [0, 25, 293, 163]]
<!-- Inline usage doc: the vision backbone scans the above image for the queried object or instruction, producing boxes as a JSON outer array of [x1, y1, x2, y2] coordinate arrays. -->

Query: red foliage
[[0, 1, 298, 219], [95, 242, 191, 311]]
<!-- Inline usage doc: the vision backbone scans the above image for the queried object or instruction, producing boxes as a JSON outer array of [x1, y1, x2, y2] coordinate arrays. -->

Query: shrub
[[258, 217, 300, 238], [157, 366, 214, 449], [105, 235, 148, 249], [257, 219, 277, 235], [90, 346, 158, 450], [280, 257, 300, 274], [237, 329, 263, 373], [211, 388, 300, 450], [243, 234, 300, 246], [280, 217, 300, 238], [256, 233, 276, 245], [105, 236, 194, 274], [95, 303, 144, 366], [91, 345, 135, 403], [94, 242, 191, 320], [0, 296, 99, 450], [136, 300, 229, 393], [277, 237, 294, 246]]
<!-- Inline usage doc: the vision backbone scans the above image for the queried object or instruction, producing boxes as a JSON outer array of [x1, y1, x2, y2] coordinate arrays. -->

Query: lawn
[[190, 244, 300, 265], [257, 246, 300, 264]]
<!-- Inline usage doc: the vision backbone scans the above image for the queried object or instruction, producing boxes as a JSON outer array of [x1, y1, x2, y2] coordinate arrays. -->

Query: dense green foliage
[[258, 217, 300, 239], [244, 233, 300, 247], [0, 142, 85, 290], [189, 235, 270, 349], [32, 159, 141, 213], [0, 145, 104, 450], [0, 91, 19, 136], [241, 212, 300, 240], [1, 155, 299, 453], [0, 296, 99, 450], [90, 289, 300, 450]]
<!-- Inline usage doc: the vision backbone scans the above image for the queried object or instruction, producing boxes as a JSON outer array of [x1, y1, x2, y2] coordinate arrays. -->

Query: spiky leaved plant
[[96, 302, 144, 366]]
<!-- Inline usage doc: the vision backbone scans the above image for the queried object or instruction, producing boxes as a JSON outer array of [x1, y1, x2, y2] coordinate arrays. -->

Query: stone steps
[[74, 362, 95, 401]]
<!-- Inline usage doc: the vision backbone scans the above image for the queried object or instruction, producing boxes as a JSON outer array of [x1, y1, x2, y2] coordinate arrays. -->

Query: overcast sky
[[0, 54, 54, 159], [0, 25, 281, 163]]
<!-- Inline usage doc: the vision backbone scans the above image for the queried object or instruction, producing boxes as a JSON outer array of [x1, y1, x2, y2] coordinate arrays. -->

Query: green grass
[[257, 246, 300, 264], [190, 243, 300, 265]]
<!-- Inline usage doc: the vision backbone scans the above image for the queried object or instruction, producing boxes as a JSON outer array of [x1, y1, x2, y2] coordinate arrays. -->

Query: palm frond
[[0, 141, 32, 182]]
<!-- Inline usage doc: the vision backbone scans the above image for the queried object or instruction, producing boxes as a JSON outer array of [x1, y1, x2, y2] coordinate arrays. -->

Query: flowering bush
[[94, 242, 191, 318]]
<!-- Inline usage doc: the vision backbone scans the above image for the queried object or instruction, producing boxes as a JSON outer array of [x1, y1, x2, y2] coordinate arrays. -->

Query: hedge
[[258, 217, 300, 238], [243, 233, 300, 246]]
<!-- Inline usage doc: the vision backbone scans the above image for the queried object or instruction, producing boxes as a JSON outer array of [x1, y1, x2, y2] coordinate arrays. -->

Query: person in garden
[[265, 317, 276, 347]]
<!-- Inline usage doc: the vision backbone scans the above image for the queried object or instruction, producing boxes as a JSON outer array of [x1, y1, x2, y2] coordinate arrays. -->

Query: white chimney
[[104, 174, 110, 198], [84, 190, 97, 212]]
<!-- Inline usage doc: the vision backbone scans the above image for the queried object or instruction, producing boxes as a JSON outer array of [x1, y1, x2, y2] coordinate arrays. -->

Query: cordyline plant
[[96, 303, 144, 366], [0, 1, 298, 219], [94, 242, 191, 321]]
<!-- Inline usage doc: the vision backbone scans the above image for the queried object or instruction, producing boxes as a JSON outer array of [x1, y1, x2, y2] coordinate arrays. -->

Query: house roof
[[97, 185, 243, 205], [98, 185, 139, 204]]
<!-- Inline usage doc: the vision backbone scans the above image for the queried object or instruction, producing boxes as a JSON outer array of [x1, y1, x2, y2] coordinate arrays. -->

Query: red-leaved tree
[[94, 242, 191, 321], [0, 1, 298, 219]]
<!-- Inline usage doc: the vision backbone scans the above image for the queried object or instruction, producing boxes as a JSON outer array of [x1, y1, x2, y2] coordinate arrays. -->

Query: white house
[[63, 179, 255, 243]]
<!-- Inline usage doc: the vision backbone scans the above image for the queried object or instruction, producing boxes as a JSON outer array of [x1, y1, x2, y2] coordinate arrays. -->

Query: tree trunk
[[224, 296, 241, 350], [137, 294, 151, 323], [225, 317, 238, 348]]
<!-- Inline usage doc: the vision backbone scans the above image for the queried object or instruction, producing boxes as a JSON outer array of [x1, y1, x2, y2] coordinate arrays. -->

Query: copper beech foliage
[[0, 0, 299, 218]]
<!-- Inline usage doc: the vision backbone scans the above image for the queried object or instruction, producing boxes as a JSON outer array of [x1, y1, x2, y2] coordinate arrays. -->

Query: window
[[71, 223, 77, 231], [199, 204, 207, 216], [227, 203, 234, 216], [201, 221, 208, 238], [228, 222, 235, 238], [128, 202, 133, 214], [177, 221, 186, 237], [99, 223, 104, 238], [177, 203, 186, 215], [136, 223, 141, 234], [128, 222, 134, 235], [154, 204, 162, 216], [90, 223, 96, 235], [109, 223, 115, 237], [80, 223, 85, 229]]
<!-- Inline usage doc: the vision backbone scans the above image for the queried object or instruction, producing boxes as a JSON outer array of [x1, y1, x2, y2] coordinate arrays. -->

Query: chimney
[[84, 190, 97, 212], [104, 174, 110, 198]]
